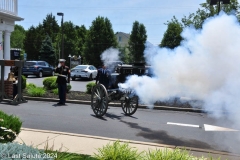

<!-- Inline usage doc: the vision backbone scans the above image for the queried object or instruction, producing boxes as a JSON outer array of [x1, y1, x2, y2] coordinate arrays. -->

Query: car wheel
[[72, 77, 76, 81], [37, 71, 43, 78], [89, 74, 93, 81], [51, 71, 55, 76]]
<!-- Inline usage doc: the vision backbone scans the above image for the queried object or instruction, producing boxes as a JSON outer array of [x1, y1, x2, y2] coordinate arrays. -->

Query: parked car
[[71, 65, 97, 81], [22, 61, 55, 78]]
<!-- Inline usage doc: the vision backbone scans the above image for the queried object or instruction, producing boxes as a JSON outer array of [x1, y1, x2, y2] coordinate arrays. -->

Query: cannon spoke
[[121, 96, 138, 116], [91, 84, 109, 117]]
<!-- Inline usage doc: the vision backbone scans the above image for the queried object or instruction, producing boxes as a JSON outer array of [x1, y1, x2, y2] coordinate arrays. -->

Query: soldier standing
[[96, 64, 111, 89], [55, 59, 70, 105]]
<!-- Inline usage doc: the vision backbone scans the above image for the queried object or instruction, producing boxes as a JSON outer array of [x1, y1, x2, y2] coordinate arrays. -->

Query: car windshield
[[74, 66, 87, 69], [24, 62, 36, 66]]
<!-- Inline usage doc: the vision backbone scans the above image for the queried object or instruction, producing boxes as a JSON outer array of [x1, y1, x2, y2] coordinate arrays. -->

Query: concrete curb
[[21, 128, 240, 158], [24, 96, 205, 113]]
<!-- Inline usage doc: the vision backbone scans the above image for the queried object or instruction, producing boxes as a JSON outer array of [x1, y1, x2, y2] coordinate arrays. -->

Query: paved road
[[26, 76, 94, 92], [0, 101, 239, 154]]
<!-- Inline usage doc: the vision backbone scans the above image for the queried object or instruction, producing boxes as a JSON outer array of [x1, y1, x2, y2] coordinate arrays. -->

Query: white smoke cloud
[[100, 47, 120, 72], [119, 13, 240, 120]]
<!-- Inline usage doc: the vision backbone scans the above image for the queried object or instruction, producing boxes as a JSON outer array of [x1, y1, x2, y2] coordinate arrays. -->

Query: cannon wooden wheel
[[121, 95, 138, 116], [91, 84, 108, 117]]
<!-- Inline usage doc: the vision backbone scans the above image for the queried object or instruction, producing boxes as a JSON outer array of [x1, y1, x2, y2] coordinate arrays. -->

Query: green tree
[[76, 25, 87, 58], [128, 21, 147, 63], [11, 25, 25, 49], [61, 21, 78, 65], [181, 0, 240, 29], [23, 24, 44, 60], [118, 46, 130, 63], [42, 13, 59, 42], [160, 17, 183, 49], [83, 16, 117, 67], [39, 34, 55, 66]]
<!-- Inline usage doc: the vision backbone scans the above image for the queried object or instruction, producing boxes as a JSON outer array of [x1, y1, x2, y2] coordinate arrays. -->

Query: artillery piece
[[91, 62, 152, 117]]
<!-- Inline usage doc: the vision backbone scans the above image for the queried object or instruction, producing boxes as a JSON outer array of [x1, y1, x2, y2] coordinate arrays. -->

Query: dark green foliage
[[83, 16, 117, 67], [39, 34, 55, 66], [21, 75, 26, 89], [43, 77, 57, 90], [128, 21, 147, 63], [0, 111, 22, 143], [24, 14, 59, 61], [86, 82, 96, 94], [42, 13, 59, 43], [61, 21, 82, 66], [24, 25, 45, 60], [160, 17, 183, 49]]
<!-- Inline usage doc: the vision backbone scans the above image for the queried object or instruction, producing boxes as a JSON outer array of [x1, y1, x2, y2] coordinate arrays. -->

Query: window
[[75, 65, 87, 69], [118, 36, 122, 42], [38, 62, 45, 66], [24, 62, 36, 67]]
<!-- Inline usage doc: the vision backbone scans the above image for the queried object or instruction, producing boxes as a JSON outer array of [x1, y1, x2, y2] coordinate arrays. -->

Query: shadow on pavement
[[120, 120, 215, 151]]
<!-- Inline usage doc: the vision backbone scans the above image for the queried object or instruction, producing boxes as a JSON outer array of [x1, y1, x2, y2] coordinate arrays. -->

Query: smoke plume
[[101, 47, 120, 72], [119, 13, 240, 120]]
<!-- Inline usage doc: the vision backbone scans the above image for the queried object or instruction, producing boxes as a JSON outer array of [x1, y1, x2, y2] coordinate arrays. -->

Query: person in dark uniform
[[55, 59, 70, 105], [95, 64, 111, 89]]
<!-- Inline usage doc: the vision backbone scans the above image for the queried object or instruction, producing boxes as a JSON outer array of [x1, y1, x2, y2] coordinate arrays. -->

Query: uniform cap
[[59, 59, 66, 62]]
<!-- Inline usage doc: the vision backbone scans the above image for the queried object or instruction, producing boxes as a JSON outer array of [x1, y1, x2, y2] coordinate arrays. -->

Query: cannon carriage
[[91, 62, 152, 117]]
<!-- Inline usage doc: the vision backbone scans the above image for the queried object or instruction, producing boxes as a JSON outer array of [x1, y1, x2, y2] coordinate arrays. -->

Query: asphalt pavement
[[1, 100, 240, 155]]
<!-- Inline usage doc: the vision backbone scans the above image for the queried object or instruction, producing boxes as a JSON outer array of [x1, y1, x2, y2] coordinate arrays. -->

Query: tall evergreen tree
[[23, 25, 44, 60], [76, 25, 87, 59], [128, 21, 147, 63], [39, 34, 55, 66], [83, 16, 117, 67], [42, 13, 59, 42]]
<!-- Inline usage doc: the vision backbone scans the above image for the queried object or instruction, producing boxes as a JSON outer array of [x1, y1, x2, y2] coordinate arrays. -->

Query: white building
[[0, 0, 23, 79]]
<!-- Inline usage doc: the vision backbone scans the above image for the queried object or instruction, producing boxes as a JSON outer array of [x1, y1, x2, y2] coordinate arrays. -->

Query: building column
[[4, 31, 11, 79]]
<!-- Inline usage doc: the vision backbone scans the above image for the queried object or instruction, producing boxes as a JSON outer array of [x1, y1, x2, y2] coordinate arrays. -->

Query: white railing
[[0, 0, 18, 16]]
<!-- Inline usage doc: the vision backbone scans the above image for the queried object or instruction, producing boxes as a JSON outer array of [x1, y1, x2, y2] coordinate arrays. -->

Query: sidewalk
[[14, 128, 240, 160]]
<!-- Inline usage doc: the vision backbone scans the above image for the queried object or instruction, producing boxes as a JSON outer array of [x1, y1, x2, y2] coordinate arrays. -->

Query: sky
[[17, 0, 212, 45]]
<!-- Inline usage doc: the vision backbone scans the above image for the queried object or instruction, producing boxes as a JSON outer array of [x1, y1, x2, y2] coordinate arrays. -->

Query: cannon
[[91, 62, 152, 117]]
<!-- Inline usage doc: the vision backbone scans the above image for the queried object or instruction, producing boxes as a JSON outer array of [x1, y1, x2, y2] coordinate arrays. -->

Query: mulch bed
[[22, 89, 92, 101], [22, 89, 202, 109]]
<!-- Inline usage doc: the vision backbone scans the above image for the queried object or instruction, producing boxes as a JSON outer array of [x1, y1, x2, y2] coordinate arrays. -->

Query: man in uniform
[[95, 64, 111, 89], [55, 59, 70, 105]]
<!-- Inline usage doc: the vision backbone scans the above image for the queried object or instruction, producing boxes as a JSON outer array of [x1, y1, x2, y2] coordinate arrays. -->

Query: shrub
[[67, 84, 71, 93], [27, 87, 46, 97], [94, 140, 143, 160], [50, 81, 58, 90], [43, 77, 57, 90], [86, 82, 96, 94], [21, 75, 26, 89], [26, 83, 36, 89], [52, 88, 58, 95], [0, 111, 22, 143], [145, 148, 195, 160], [0, 142, 53, 160]]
